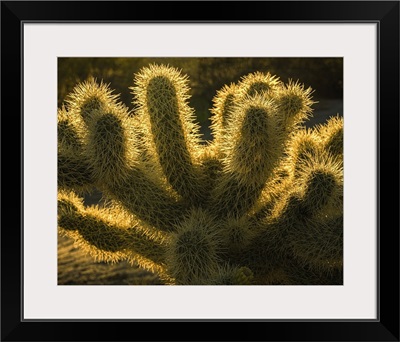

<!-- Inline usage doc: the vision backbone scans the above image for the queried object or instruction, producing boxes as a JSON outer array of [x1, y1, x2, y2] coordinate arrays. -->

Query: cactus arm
[[132, 64, 205, 204], [63, 78, 140, 187], [208, 74, 299, 218], [282, 128, 322, 176], [58, 107, 95, 192], [103, 169, 186, 232], [242, 193, 342, 284], [58, 190, 167, 273], [316, 115, 344, 160], [285, 143, 343, 273], [245, 151, 343, 280], [65, 77, 120, 125], [251, 126, 324, 219], [211, 95, 284, 217], [209, 72, 281, 156], [237, 71, 282, 98], [196, 144, 224, 202], [165, 208, 224, 285], [75, 96, 186, 231], [84, 104, 138, 187], [62, 78, 186, 232], [209, 83, 238, 151], [275, 79, 315, 133]]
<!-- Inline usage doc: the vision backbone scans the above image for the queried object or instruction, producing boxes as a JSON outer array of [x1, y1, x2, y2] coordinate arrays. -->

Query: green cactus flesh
[[58, 64, 343, 285]]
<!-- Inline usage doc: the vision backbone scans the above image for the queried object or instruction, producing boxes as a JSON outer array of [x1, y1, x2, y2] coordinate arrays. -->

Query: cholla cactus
[[58, 64, 343, 285]]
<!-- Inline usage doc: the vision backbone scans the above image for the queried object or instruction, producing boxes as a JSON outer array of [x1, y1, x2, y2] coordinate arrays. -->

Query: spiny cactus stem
[[287, 215, 343, 273], [302, 170, 337, 211], [85, 107, 138, 187], [103, 168, 186, 232], [58, 198, 166, 264], [166, 209, 223, 284], [209, 83, 237, 149], [211, 101, 281, 217], [58, 155, 94, 191], [135, 66, 204, 204], [318, 115, 344, 158]]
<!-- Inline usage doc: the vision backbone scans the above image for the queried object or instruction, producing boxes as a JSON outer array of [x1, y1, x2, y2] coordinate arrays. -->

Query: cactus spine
[[58, 64, 343, 285]]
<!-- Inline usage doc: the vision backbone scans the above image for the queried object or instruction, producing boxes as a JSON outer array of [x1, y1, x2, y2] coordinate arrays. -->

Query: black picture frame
[[1, 1, 399, 341]]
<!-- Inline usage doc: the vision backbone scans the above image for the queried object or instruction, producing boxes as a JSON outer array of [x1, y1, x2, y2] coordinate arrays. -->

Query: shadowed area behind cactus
[[58, 62, 343, 285]]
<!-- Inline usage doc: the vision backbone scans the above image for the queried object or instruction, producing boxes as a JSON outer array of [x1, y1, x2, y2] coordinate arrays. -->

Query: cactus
[[58, 64, 343, 285]]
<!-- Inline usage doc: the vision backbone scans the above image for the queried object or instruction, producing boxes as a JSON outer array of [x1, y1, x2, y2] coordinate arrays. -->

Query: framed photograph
[[2, 1, 399, 341]]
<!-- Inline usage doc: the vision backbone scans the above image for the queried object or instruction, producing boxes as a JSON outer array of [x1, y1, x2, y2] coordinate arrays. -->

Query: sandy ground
[[58, 98, 342, 286]]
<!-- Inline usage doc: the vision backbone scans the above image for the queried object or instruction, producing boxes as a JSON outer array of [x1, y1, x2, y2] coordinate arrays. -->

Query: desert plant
[[58, 64, 343, 285]]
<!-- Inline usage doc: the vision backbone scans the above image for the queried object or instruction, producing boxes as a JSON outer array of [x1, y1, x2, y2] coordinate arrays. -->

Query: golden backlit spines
[[58, 106, 94, 193], [57, 106, 84, 154], [84, 104, 139, 187], [221, 95, 282, 183], [220, 215, 255, 255], [165, 208, 224, 285], [132, 64, 203, 151], [297, 150, 344, 213], [316, 114, 344, 160], [282, 128, 322, 177], [210, 95, 283, 217], [132, 64, 204, 203], [275, 79, 315, 131], [237, 71, 282, 98], [58, 190, 168, 271], [209, 82, 238, 149], [66, 77, 120, 123]]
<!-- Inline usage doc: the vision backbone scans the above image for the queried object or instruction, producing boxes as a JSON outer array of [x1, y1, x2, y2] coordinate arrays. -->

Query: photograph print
[[57, 57, 343, 286]]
